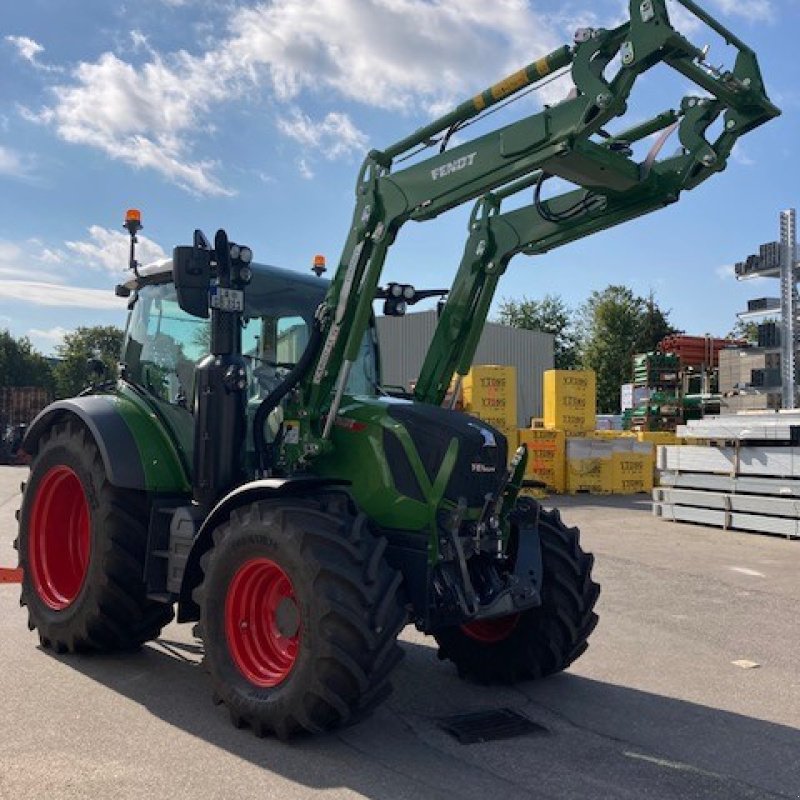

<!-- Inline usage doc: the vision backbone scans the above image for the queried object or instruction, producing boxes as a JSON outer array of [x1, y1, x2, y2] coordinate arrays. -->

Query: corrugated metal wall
[[376, 310, 554, 425]]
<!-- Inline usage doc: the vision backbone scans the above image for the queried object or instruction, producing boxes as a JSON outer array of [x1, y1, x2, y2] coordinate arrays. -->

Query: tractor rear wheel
[[434, 505, 599, 683], [17, 420, 174, 652], [195, 493, 406, 739]]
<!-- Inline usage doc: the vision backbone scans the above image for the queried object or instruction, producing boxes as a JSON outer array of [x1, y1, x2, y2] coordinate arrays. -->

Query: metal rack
[[735, 209, 799, 409]]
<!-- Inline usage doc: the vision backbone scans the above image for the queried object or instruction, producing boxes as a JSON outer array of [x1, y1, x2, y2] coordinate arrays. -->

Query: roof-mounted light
[[124, 208, 143, 235], [312, 254, 327, 277]]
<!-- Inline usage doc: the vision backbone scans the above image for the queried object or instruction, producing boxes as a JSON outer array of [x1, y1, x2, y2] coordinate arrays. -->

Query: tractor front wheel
[[195, 493, 406, 739], [434, 505, 599, 683], [17, 420, 174, 652]]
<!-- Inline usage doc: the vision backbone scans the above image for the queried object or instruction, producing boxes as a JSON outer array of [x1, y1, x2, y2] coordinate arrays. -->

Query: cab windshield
[[121, 266, 379, 412]]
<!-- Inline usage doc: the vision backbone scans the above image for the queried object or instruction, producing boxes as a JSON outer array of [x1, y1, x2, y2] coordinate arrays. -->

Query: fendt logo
[[431, 152, 477, 181]]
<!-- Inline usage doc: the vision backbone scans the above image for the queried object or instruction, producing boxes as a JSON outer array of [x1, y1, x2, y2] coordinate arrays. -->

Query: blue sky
[[1, 0, 798, 355]]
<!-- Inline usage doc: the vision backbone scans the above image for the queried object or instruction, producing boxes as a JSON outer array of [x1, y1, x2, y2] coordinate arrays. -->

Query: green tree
[[496, 294, 579, 368], [578, 286, 675, 413], [728, 317, 762, 344], [0, 330, 53, 389], [634, 291, 677, 354], [53, 326, 125, 398]]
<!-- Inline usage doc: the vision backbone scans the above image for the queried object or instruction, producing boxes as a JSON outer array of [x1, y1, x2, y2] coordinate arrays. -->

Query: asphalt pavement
[[0, 465, 798, 800]]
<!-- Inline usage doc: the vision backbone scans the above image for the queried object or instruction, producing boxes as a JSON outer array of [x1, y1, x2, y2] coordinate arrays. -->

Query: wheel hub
[[461, 613, 520, 643], [225, 558, 300, 687], [28, 465, 91, 610]]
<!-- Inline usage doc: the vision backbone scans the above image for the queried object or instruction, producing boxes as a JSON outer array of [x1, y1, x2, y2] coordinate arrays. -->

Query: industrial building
[[376, 309, 554, 426]]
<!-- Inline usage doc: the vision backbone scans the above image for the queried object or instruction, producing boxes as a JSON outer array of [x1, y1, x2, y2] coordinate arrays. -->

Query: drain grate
[[438, 708, 548, 745]]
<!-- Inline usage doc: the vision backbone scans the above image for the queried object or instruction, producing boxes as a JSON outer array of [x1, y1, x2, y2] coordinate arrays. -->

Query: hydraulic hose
[[253, 318, 324, 474]]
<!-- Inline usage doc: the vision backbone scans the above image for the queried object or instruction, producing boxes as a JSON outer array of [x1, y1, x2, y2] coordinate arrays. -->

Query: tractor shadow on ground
[[42, 631, 800, 800]]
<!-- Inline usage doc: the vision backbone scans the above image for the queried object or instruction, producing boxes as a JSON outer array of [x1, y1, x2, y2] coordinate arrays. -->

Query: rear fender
[[177, 477, 349, 622], [23, 395, 190, 493]]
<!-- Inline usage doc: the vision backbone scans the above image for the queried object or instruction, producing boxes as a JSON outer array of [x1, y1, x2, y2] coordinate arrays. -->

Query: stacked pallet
[[653, 413, 800, 539], [629, 353, 681, 432]]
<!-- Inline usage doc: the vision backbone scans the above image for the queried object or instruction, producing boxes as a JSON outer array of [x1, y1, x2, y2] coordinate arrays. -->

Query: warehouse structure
[[376, 310, 554, 426]]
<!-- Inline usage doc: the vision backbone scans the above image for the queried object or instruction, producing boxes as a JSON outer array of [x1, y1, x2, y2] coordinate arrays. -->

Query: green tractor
[[16, 0, 778, 739]]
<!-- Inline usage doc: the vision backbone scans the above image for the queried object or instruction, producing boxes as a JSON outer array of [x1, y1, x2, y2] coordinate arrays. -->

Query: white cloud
[[277, 109, 367, 159], [5, 35, 62, 73], [716, 263, 736, 280], [731, 142, 755, 167], [0, 239, 66, 281], [5, 35, 44, 63], [65, 226, 167, 275], [709, 0, 774, 22], [230, 0, 564, 112], [28, 325, 70, 343], [23, 0, 568, 192], [665, 1, 704, 33], [26, 326, 70, 355], [0, 145, 35, 179], [297, 158, 314, 180], [0, 281, 124, 308], [23, 51, 233, 196]]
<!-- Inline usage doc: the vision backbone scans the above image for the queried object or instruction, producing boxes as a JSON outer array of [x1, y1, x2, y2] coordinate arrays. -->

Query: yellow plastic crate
[[611, 452, 654, 493], [463, 365, 517, 427], [566, 457, 612, 493], [543, 370, 596, 435], [519, 428, 566, 492], [464, 411, 517, 437]]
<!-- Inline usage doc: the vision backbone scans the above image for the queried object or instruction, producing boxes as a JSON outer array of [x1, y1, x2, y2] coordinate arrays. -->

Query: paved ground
[[0, 464, 798, 800]]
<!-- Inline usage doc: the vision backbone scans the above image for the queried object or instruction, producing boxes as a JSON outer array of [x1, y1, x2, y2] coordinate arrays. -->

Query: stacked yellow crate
[[543, 370, 596, 435], [610, 440, 655, 493], [565, 438, 613, 493], [518, 428, 566, 493], [462, 365, 518, 447]]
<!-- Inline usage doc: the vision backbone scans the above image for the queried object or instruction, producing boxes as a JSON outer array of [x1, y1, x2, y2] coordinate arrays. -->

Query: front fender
[[23, 393, 190, 493], [177, 477, 349, 622]]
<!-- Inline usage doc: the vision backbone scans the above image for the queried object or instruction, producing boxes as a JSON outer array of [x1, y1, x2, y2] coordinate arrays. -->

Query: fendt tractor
[[16, 1, 778, 738]]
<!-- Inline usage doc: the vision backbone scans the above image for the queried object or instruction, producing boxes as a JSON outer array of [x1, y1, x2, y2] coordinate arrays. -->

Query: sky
[[1, 0, 798, 356]]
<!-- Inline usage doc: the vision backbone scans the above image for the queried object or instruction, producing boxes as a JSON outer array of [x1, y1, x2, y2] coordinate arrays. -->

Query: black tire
[[434, 504, 599, 683], [194, 493, 406, 739], [17, 419, 174, 652]]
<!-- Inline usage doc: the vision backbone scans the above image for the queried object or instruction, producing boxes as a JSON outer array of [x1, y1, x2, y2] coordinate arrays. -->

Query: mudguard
[[177, 476, 349, 622], [23, 394, 190, 494]]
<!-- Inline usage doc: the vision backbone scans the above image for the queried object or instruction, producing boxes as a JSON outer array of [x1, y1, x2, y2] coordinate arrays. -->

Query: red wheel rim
[[225, 558, 300, 687], [461, 613, 520, 643], [28, 465, 91, 610]]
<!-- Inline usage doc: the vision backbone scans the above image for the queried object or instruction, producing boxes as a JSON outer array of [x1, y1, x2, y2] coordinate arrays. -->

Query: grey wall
[[376, 310, 555, 426]]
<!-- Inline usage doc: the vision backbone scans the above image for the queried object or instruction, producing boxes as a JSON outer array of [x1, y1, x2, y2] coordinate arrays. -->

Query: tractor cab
[[119, 258, 380, 474]]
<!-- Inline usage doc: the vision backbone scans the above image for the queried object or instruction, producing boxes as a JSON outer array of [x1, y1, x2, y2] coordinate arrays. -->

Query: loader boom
[[274, 0, 777, 469]]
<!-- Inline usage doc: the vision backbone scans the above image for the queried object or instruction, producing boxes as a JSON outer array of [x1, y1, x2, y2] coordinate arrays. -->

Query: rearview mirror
[[173, 242, 211, 319]]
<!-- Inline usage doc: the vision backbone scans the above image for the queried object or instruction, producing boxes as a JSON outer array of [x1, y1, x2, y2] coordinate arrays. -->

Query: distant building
[[376, 310, 554, 426]]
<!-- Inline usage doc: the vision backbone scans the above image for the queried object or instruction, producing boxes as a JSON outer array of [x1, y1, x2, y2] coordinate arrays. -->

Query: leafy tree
[[634, 291, 677, 354], [728, 318, 762, 344], [578, 286, 675, 413], [0, 330, 53, 389], [496, 294, 579, 368], [53, 326, 125, 398]]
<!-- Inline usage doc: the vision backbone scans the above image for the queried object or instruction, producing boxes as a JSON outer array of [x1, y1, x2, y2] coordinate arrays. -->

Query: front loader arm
[[286, 0, 778, 459], [414, 89, 766, 406]]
